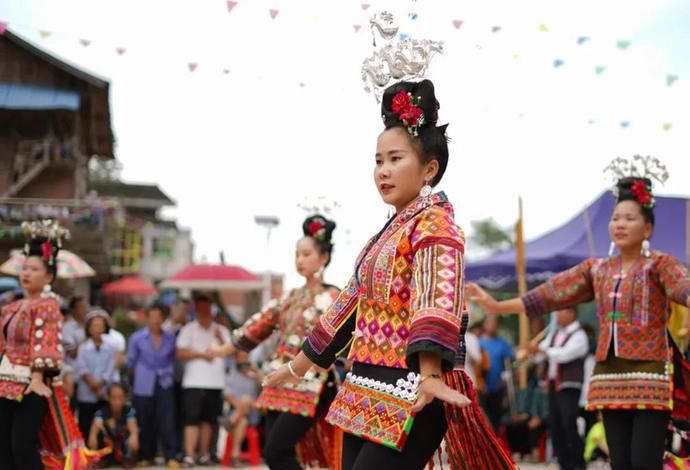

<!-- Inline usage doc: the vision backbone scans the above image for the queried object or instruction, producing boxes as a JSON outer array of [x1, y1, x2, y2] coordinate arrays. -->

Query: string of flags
[[0, 1, 681, 132]]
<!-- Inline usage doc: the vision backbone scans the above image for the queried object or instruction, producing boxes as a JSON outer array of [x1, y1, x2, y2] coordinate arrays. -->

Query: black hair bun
[[302, 215, 336, 246], [381, 79, 439, 130]]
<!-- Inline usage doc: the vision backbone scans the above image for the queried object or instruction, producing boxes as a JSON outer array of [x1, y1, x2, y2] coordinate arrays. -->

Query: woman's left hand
[[411, 376, 470, 413], [25, 378, 52, 398]]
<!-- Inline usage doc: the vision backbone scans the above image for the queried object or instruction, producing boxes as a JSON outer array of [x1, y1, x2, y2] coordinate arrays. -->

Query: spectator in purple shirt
[[127, 304, 178, 468]]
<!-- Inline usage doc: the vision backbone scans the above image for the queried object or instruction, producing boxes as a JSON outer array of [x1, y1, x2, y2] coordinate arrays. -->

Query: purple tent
[[466, 192, 690, 287]]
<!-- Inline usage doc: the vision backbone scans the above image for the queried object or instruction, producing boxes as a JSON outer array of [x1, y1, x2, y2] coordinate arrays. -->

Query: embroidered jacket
[[0, 298, 64, 400], [232, 284, 340, 362], [522, 252, 690, 363], [303, 192, 466, 374]]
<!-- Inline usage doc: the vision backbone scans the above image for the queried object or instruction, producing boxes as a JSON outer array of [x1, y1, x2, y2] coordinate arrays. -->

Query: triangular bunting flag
[[116, 47, 126, 55], [553, 58, 564, 68], [620, 121, 630, 128], [538, 23, 549, 32], [0, 22, 7, 36], [663, 123, 672, 131], [269, 9, 279, 19], [188, 63, 198, 72], [616, 40, 631, 50], [299, 82, 305, 87], [353, 24, 361, 32], [666, 74, 678, 86], [409, 12, 418, 20], [223, 68, 230, 74], [512, 52, 520, 60], [80, 39, 91, 47], [576, 36, 590, 45], [227, 1, 237, 13], [361, 4, 371, 10], [452, 20, 463, 29], [491, 26, 502, 33], [595, 65, 606, 75], [39, 30, 51, 38]]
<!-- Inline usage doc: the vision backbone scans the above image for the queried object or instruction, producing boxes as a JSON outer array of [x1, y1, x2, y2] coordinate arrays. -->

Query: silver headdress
[[604, 155, 669, 197], [361, 11, 444, 102]]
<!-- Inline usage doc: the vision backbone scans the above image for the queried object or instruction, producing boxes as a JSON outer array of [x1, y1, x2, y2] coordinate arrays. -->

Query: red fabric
[[101, 276, 157, 296], [166, 264, 259, 282]]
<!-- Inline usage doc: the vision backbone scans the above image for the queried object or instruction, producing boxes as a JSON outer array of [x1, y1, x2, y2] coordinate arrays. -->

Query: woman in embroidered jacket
[[266, 80, 514, 470], [210, 215, 341, 469], [468, 167, 690, 470], [0, 220, 105, 470]]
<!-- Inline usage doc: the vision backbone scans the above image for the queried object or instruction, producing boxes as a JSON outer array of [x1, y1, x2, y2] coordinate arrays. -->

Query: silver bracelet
[[287, 361, 302, 379]]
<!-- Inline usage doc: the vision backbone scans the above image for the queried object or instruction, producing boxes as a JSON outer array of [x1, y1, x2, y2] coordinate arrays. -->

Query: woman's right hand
[[466, 283, 499, 314], [26, 378, 52, 398]]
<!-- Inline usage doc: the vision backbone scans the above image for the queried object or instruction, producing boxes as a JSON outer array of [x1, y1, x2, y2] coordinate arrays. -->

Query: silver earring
[[641, 239, 651, 258], [41, 284, 52, 298], [608, 242, 616, 257], [420, 182, 432, 207], [315, 266, 324, 279]]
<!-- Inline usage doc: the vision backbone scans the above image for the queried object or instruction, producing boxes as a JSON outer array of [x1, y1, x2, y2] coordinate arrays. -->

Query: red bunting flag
[[361, 4, 370, 10], [452, 20, 463, 29], [116, 47, 126, 55], [80, 39, 91, 47], [353, 24, 361, 32], [188, 62, 198, 72], [227, 1, 237, 13], [269, 9, 279, 19], [0, 21, 7, 35]]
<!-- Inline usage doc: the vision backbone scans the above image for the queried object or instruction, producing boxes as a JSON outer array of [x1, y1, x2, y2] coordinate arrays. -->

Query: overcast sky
[[2, 0, 689, 289]]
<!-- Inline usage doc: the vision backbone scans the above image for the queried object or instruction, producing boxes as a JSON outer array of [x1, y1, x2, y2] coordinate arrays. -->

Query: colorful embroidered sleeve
[[521, 258, 596, 318], [407, 242, 465, 372], [655, 254, 690, 306], [29, 299, 64, 373], [231, 293, 290, 352], [302, 275, 359, 368]]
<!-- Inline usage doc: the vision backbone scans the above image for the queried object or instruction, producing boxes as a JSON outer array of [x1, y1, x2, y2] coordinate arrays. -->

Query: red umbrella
[[160, 264, 263, 290], [102, 276, 158, 296]]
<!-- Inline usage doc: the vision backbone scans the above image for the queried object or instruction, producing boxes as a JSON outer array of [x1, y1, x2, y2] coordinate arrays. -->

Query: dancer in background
[[468, 157, 690, 470], [266, 79, 514, 470], [0, 219, 106, 469], [211, 214, 340, 469]]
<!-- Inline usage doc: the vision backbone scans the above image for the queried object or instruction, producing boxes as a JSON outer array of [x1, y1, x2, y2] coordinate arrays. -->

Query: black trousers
[[602, 409, 669, 470], [133, 383, 178, 461], [77, 400, 106, 441], [262, 380, 337, 470], [548, 385, 585, 470], [0, 394, 49, 470], [483, 389, 505, 432], [505, 417, 545, 456], [342, 399, 447, 470]]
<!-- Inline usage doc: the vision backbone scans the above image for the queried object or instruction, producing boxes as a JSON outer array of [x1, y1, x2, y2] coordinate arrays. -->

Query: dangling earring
[[315, 265, 325, 280], [387, 206, 395, 220], [41, 284, 52, 298], [608, 242, 616, 257], [641, 239, 651, 258], [420, 181, 432, 207]]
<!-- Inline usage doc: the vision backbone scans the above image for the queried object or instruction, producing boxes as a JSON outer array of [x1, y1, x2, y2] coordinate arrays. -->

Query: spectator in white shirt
[[532, 308, 589, 470], [176, 294, 230, 468]]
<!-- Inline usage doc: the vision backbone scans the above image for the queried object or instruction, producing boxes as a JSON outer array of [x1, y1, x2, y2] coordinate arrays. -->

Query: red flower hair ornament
[[307, 218, 327, 242], [391, 90, 426, 136], [631, 180, 655, 209]]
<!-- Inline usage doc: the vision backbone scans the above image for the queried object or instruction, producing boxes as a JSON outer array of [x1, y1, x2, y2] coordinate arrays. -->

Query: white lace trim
[[345, 371, 420, 402]]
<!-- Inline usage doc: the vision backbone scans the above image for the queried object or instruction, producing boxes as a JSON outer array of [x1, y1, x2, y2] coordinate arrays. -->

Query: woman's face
[[108, 386, 126, 413], [609, 200, 652, 252], [374, 127, 438, 212], [295, 237, 327, 280], [88, 317, 107, 339], [20, 256, 53, 294]]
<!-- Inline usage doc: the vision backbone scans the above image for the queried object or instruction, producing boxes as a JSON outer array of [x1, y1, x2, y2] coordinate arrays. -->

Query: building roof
[[3, 30, 109, 88], [90, 181, 175, 206]]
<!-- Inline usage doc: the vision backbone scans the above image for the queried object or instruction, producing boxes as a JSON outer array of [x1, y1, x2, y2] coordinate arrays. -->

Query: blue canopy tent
[[466, 192, 690, 288]]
